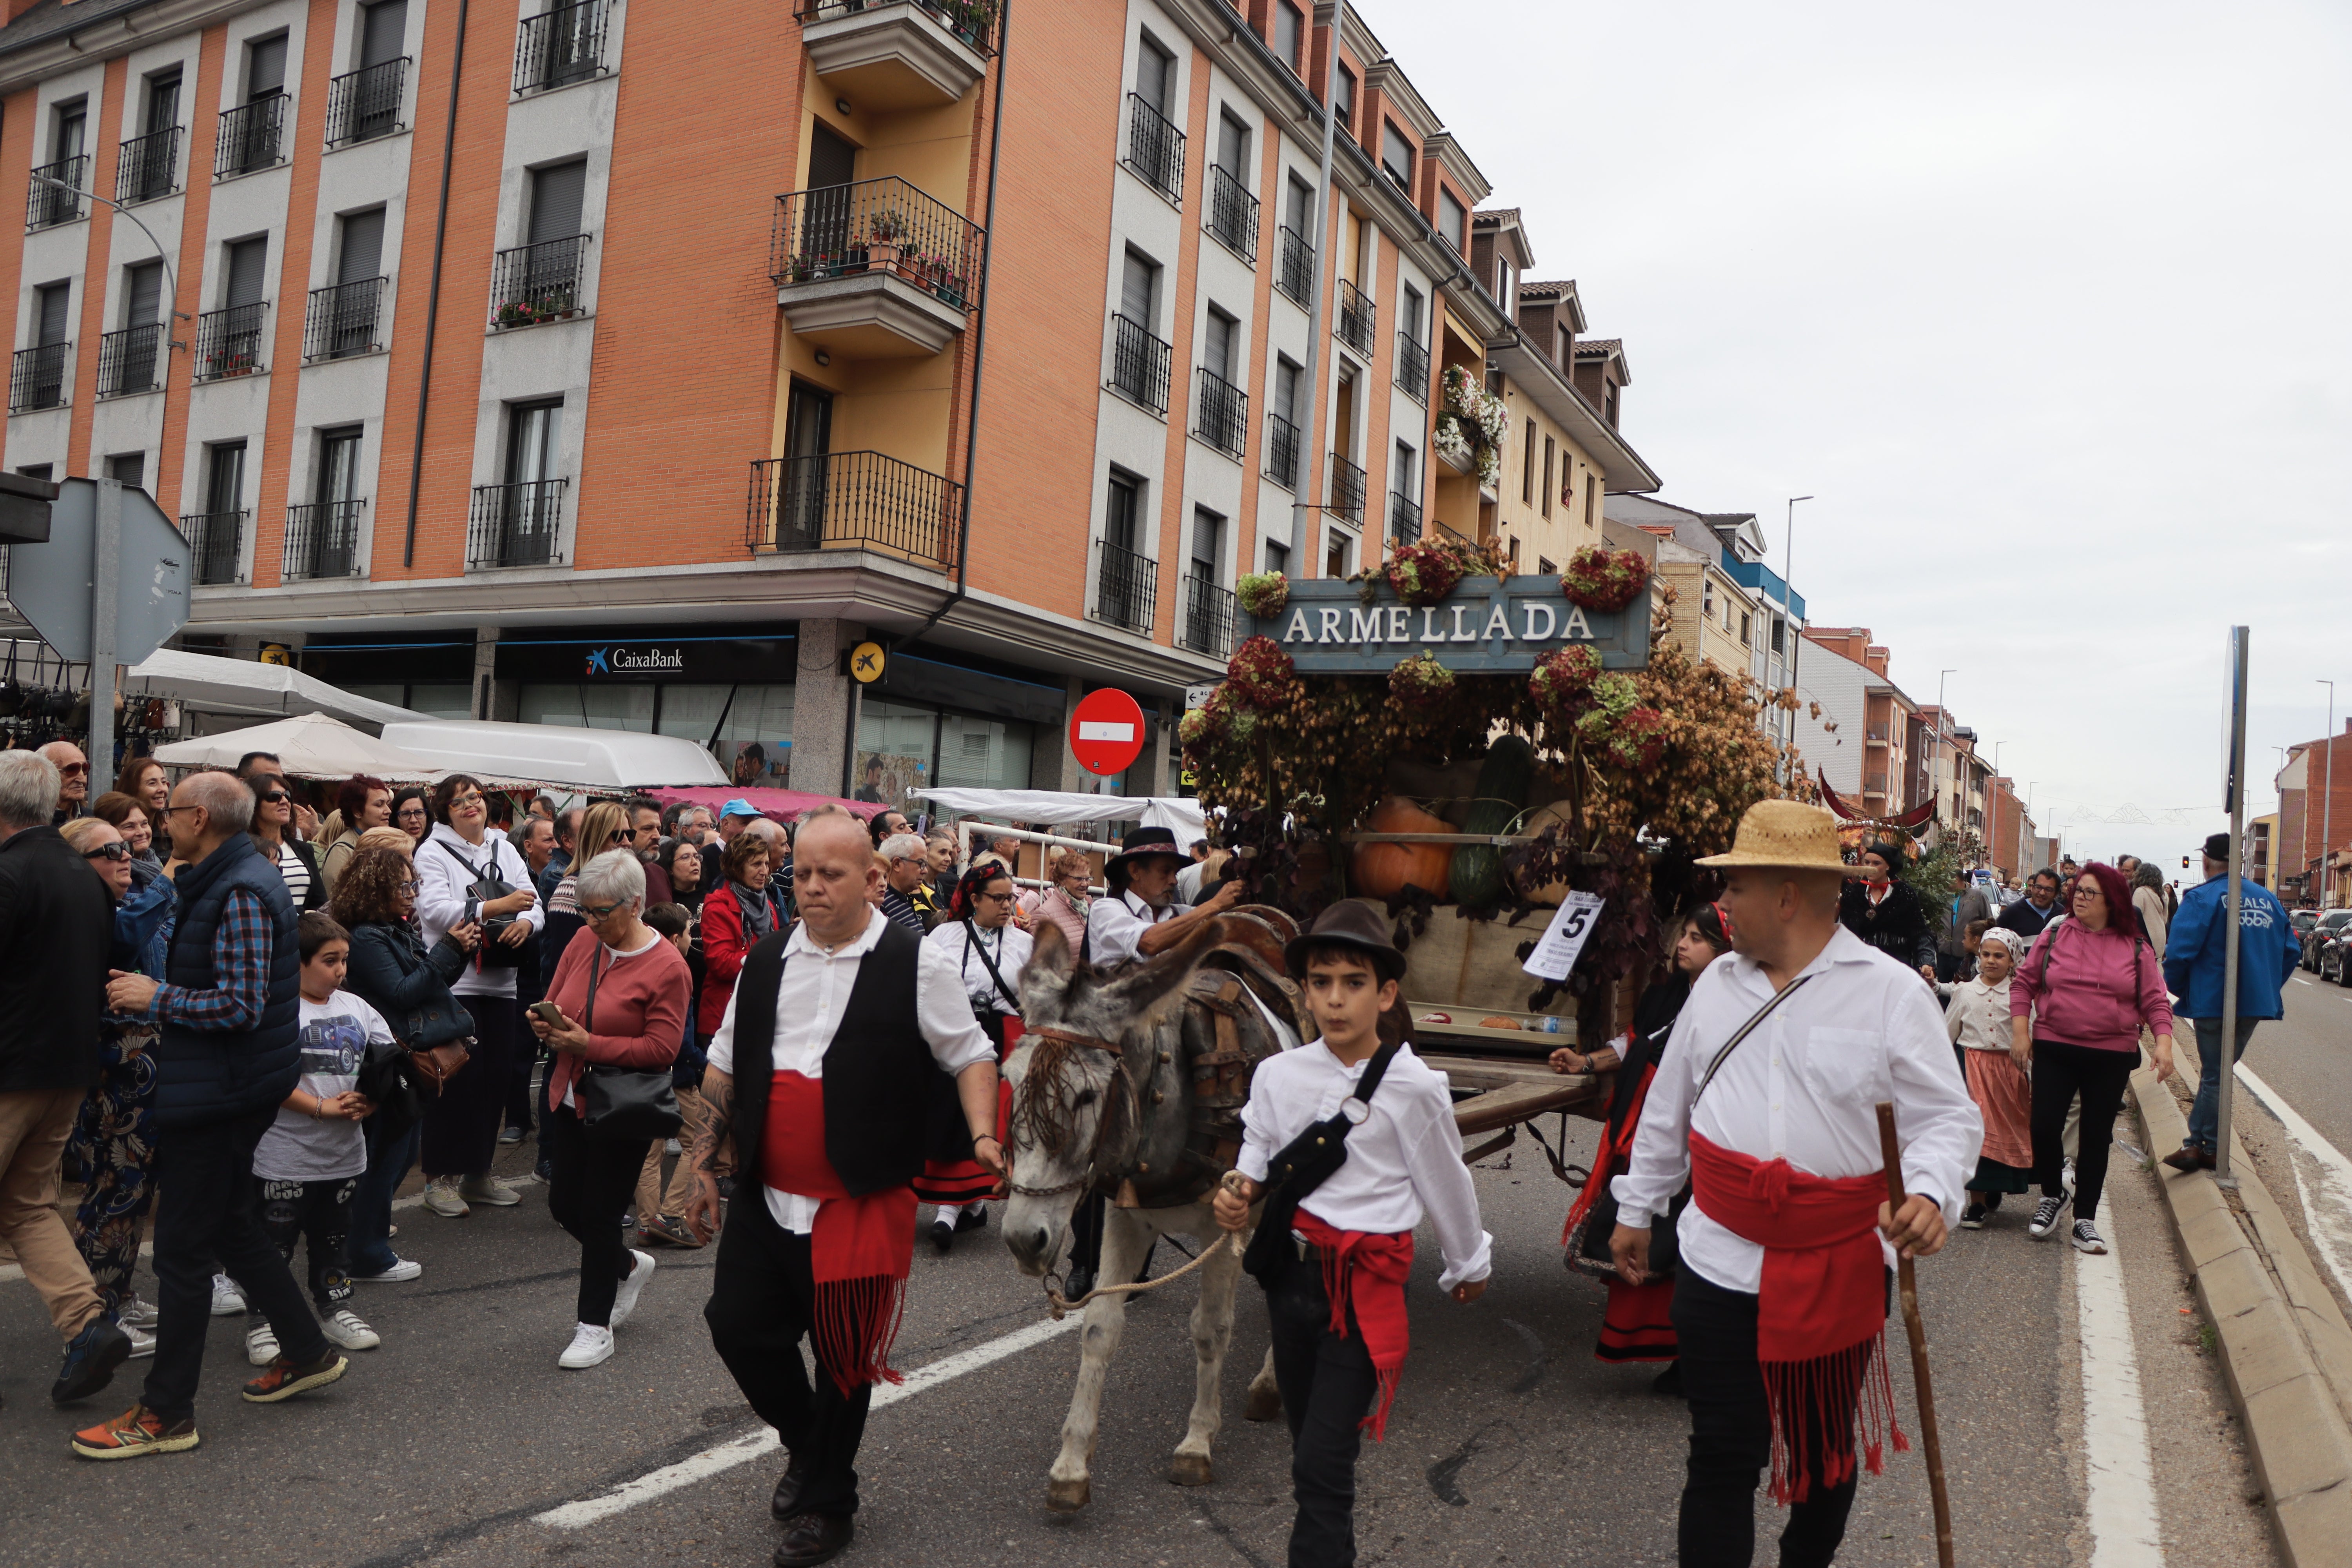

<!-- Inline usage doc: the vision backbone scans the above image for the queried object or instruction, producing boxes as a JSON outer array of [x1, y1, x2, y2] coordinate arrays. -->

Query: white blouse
[[922, 917, 1034, 1016]]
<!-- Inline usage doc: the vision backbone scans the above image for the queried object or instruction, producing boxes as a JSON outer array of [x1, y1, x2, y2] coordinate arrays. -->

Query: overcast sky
[[1363, 0, 2352, 871]]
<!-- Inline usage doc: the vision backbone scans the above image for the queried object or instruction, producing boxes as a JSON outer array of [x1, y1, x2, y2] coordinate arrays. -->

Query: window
[[1401, 283, 1423, 345], [1274, 1, 1303, 72], [51, 98, 86, 164], [247, 33, 288, 99], [1379, 121, 1412, 191], [122, 259, 163, 329], [1119, 247, 1158, 330], [224, 235, 268, 311], [1104, 469, 1140, 552], [1439, 189, 1466, 255], [1770, 617, 1785, 655], [1202, 305, 1234, 378], [529, 158, 587, 245], [316, 426, 363, 507], [1556, 322, 1572, 367], [1286, 173, 1314, 235], [1520, 418, 1534, 505], [1583, 483, 1596, 532], [1537, 556, 1555, 575], [1496, 256, 1515, 315], [1191, 505, 1223, 580], [1740, 612, 1752, 646], [1541, 435, 1553, 517], [358, 0, 406, 69], [1325, 529, 1351, 578], [205, 441, 246, 515], [1264, 539, 1288, 575], [143, 69, 181, 135], [505, 398, 562, 486], [1702, 580, 1715, 618], [16, 464, 51, 481], [1134, 32, 1174, 113], [105, 453, 145, 490], [1274, 354, 1299, 422], [1334, 64, 1356, 131]]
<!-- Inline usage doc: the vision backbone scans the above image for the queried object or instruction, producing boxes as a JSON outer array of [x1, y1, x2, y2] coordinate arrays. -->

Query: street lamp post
[[2321, 680, 2337, 907], [1783, 495, 1811, 750], [1935, 668, 1955, 818]]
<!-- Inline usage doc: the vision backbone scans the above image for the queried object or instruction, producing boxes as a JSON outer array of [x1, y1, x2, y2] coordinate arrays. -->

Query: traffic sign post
[[2216, 625, 2250, 1188], [1069, 688, 1146, 778]]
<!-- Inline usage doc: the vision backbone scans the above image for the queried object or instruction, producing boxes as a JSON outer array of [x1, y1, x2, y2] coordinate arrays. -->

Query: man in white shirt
[[1610, 800, 1979, 1568], [1084, 826, 1242, 967], [684, 809, 1003, 1567]]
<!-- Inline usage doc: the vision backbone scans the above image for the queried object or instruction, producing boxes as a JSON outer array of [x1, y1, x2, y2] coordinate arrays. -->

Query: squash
[[1450, 736, 1538, 904], [1353, 795, 1455, 899]]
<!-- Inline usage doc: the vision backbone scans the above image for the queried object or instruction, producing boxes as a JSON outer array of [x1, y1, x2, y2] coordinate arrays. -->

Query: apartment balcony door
[[499, 400, 563, 566], [800, 122, 858, 271], [778, 381, 834, 549], [312, 429, 363, 578]]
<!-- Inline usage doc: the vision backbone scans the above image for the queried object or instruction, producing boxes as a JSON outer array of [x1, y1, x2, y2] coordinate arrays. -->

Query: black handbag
[[576, 943, 684, 1142], [1241, 1039, 1403, 1286], [437, 840, 524, 970], [358, 1038, 424, 1142]]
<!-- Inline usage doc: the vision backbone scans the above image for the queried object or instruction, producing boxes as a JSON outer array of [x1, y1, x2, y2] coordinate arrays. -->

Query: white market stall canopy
[[153, 713, 448, 780], [908, 787, 1206, 845], [379, 719, 730, 792], [125, 649, 427, 730]]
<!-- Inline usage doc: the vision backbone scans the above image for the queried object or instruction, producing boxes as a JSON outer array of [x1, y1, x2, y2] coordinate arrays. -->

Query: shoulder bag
[[438, 839, 523, 970], [1241, 1039, 1405, 1286], [578, 944, 685, 1142]]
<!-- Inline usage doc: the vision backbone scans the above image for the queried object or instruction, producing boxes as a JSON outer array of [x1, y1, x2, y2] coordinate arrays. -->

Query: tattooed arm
[[684, 1065, 735, 1243]]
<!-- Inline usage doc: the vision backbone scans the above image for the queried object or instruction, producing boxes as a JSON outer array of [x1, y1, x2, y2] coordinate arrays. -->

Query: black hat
[[1105, 826, 1187, 884], [1284, 900, 1407, 984], [2201, 832, 2232, 863]]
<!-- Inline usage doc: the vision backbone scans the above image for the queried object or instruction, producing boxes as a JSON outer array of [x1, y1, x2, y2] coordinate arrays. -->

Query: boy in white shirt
[[1215, 901, 1490, 1568]]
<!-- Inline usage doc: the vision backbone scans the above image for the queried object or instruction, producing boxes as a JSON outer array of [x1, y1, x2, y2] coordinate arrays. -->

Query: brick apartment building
[[2278, 722, 2352, 906], [0, 0, 1660, 804]]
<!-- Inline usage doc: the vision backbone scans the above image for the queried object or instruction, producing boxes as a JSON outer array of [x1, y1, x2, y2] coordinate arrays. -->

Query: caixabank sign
[[1240, 574, 1649, 675], [584, 645, 688, 675]]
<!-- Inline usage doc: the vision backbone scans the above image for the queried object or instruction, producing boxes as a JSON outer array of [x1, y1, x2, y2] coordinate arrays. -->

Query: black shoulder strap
[[1693, 973, 1815, 1108], [962, 917, 1021, 1009], [437, 838, 486, 881]]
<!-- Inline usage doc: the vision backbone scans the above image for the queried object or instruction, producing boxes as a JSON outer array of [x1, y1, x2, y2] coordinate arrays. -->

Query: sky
[[1359, 0, 2352, 869]]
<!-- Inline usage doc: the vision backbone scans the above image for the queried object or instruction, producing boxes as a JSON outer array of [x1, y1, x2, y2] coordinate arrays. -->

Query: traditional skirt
[[1597, 1276, 1677, 1363], [911, 1013, 1018, 1207], [1962, 1048, 2034, 1194]]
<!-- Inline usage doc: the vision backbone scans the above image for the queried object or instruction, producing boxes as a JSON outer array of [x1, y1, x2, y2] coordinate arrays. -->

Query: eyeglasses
[[448, 792, 485, 810], [975, 889, 1015, 904], [56, 761, 88, 777], [581, 901, 627, 920], [398, 879, 423, 894], [396, 806, 427, 820], [161, 802, 203, 817], [82, 841, 131, 862], [258, 789, 289, 804], [607, 829, 630, 845]]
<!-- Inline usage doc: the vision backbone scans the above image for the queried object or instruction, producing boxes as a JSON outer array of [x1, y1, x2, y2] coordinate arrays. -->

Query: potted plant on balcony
[[867, 208, 911, 276]]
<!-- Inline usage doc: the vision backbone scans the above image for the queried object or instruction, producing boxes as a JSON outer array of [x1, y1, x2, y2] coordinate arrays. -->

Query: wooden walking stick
[[1876, 1101, 1956, 1568]]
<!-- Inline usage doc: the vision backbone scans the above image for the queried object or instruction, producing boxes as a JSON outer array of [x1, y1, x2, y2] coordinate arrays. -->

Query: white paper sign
[[1523, 891, 1608, 981]]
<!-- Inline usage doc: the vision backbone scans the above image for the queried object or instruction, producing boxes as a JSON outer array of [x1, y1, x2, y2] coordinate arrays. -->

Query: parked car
[[2303, 909, 2352, 973], [2325, 924, 2352, 986], [2292, 908, 2319, 942]]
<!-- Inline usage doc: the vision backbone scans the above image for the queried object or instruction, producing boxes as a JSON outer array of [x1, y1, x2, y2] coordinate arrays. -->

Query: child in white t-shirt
[[247, 913, 395, 1364]]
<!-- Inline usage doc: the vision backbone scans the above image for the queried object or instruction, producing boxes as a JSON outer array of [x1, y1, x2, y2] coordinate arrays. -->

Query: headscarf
[[948, 861, 1013, 923], [1978, 926, 2028, 961]]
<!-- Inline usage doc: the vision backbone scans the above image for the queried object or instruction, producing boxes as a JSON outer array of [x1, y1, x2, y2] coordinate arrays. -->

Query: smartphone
[[528, 1001, 567, 1026]]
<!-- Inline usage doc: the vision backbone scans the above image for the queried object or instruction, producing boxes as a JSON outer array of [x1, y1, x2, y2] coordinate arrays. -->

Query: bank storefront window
[[658, 684, 796, 788], [343, 682, 474, 719], [518, 683, 657, 732], [498, 630, 798, 783], [855, 699, 1034, 815]]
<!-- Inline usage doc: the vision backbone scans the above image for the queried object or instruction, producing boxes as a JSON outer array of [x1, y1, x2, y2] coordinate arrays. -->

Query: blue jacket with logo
[[2162, 876, 2299, 1020]]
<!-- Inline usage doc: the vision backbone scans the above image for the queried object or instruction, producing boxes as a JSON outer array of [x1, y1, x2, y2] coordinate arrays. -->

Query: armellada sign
[[1241, 574, 1650, 675]]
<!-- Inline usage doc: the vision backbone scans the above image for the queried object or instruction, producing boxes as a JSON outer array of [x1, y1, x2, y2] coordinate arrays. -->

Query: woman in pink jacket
[[2011, 862, 2174, 1256]]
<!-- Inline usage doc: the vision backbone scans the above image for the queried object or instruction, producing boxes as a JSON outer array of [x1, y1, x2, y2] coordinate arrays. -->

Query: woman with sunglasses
[[331, 844, 482, 1282], [90, 792, 163, 885], [914, 863, 1032, 1253], [58, 817, 176, 1357], [248, 769, 325, 913], [1555, 902, 1736, 1393]]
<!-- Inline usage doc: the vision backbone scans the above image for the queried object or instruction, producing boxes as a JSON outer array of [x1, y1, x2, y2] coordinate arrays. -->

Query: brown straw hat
[[1694, 800, 1851, 872]]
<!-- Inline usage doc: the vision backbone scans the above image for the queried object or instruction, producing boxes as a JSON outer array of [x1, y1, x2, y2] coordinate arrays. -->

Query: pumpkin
[[1353, 795, 1455, 900]]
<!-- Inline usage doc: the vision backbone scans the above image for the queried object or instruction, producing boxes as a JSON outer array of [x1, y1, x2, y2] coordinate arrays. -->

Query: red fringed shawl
[[1291, 1209, 1414, 1441], [764, 1071, 918, 1396], [1688, 1132, 1908, 1504]]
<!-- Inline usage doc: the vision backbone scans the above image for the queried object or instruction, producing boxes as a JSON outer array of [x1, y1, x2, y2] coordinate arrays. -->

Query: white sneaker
[[321, 1309, 381, 1351], [558, 1322, 614, 1369], [122, 1322, 157, 1359], [2028, 1196, 2066, 1240], [459, 1174, 521, 1207], [210, 1274, 247, 1316], [117, 1293, 160, 1329], [610, 1249, 655, 1328], [422, 1177, 471, 1218], [245, 1320, 280, 1367], [2062, 1159, 2078, 1198], [2071, 1220, 2108, 1255], [351, 1256, 423, 1283]]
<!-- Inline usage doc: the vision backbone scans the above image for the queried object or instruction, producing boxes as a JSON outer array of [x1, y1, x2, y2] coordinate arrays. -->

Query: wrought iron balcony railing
[[1277, 225, 1313, 307], [305, 277, 387, 361], [1108, 313, 1171, 416], [1396, 331, 1429, 404], [1388, 490, 1422, 544], [488, 233, 589, 329], [1123, 92, 1185, 204], [1327, 452, 1365, 522], [194, 302, 267, 381], [1192, 367, 1247, 458], [1182, 572, 1236, 658], [745, 450, 960, 563], [180, 510, 246, 585], [9, 342, 69, 412], [1207, 165, 1257, 262], [514, 0, 613, 93], [769, 176, 982, 314], [116, 127, 180, 204], [283, 498, 365, 580], [27, 155, 86, 229], [1094, 538, 1156, 635], [325, 57, 408, 146], [792, 0, 997, 55], [1335, 276, 1375, 358], [216, 94, 286, 178], [468, 478, 567, 568], [1264, 412, 1298, 486], [98, 323, 164, 398]]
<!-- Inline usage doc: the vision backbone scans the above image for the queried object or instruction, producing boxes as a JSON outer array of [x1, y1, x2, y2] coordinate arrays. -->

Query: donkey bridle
[[1004, 1026, 1139, 1200]]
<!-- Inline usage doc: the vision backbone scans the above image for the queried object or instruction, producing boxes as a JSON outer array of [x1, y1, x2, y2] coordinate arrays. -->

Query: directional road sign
[[7, 478, 189, 664]]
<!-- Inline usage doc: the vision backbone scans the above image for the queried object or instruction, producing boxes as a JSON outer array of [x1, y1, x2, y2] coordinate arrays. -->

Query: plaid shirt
[[144, 886, 272, 1032]]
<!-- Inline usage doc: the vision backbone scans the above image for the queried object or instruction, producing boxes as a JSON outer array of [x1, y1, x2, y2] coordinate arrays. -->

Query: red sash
[[1688, 1132, 1908, 1504], [1291, 1210, 1414, 1441], [762, 1071, 918, 1396]]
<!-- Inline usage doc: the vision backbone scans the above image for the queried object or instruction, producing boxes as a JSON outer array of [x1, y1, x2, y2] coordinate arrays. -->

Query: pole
[[1287, 3, 1343, 571], [2217, 627, 2250, 1187], [90, 478, 122, 787], [2320, 680, 2336, 908], [1875, 1102, 1955, 1568], [1783, 496, 1810, 753]]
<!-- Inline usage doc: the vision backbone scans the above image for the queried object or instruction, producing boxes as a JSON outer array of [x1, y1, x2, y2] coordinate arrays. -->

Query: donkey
[[1001, 912, 1301, 1513]]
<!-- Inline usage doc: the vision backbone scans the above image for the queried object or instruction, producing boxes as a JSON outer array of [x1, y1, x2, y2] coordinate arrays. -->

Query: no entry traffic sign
[[1069, 688, 1147, 777]]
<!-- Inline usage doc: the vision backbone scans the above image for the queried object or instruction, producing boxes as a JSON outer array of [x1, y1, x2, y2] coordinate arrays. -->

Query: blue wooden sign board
[[1240, 573, 1650, 675]]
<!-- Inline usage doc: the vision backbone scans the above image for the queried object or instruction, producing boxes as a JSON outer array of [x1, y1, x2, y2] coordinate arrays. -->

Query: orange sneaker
[[71, 1403, 199, 1460], [241, 1350, 348, 1404]]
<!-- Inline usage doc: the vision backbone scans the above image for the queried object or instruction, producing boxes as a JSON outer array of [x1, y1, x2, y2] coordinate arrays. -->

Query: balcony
[[1206, 165, 1257, 263], [1388, 490, 1422, 544], [468, 478, 567, 568], [1264, 411, 1298, 486], [514, 0, 613, 94], [193, 302, 266, 381], [794, 0, 993, 110], [1107, 313, 1171, 416], [216, 94, 286, 179], [1093, 538, 1156, 635], [283, 499, 364, 580], [305, 277, 386, 361], [9, 343, 68, 412], [26, 155, 85, 229], [746, 450, 959, 563], [325, 57, 408, 147], [1192, 367, 1246, 458], [115, 127, 180, 205], [1327, 452, 1365, 522], [1122, 93, 1185, 205], [770, 177, 982, 357], [489, 233, 589, 329], [1276, 225, 1313, 307], [180, 510, 246, 585], [1182, 572, 1235, 658], [1334, 278, 1374, 358], [98, 323, 164, 398], [1395, 332, 1429, 404]]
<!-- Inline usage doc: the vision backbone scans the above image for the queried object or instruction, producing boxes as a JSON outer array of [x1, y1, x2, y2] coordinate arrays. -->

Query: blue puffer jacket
[[152, 834, 300, 1129], [113, 867, 174, 981], [2163, 876, 2301, 1020]]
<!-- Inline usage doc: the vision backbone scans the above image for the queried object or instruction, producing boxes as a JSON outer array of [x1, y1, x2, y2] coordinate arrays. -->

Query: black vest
[[156, 833, 301, 1129], [730, 917, 958, 1197]]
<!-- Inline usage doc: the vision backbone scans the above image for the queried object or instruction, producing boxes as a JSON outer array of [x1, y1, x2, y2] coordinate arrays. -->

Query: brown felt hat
[[1284, 899, 1407, 983], [1694, 800, 1850, 873]]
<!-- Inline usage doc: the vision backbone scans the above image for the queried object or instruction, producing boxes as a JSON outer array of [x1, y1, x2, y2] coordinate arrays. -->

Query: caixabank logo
[[584, 646, 685, 676]]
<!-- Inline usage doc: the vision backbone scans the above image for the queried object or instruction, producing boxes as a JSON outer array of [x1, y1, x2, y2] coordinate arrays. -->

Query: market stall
[[152, 713, 447, 780], [124, 648, 426, 731], [376, 719, 730, 792]]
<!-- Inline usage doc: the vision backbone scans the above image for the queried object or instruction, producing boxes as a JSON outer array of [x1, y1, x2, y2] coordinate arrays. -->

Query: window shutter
[[36, 284, 70, 345], [528, 160, 587, 245], [1203, 310, 1232, 379], [126, 260, 163, 325], [247, 34, 287, 98], [338, 210, 385, 286], [226, 238, 269, 309], [1119, 252, 1156, 326], [360, 0, 407, 69]]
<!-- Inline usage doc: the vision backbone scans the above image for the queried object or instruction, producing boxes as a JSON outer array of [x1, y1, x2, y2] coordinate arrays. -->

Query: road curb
[[2132, 1067, 2352, 1562]]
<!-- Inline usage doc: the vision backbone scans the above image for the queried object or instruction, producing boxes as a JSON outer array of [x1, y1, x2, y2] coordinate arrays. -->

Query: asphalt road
[[0, 1112, 2285, 1568], [2237, 967, 2352, 1154]]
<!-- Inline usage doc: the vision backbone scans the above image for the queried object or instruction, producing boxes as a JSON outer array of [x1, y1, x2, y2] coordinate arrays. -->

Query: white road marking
[[535, 1312, 1084, 1529], [2232, 1065, 2352, 1305], [2075, 1227, 2165, 1566]]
